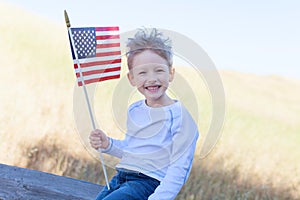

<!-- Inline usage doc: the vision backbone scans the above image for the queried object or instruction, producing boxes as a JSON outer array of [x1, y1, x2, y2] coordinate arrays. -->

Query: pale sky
[[5, 0, 300, 79]]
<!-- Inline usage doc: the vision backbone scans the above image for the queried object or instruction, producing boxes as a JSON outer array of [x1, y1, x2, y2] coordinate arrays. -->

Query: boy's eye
[[156, 69, 165, 72], [138, 71, 146, 75]]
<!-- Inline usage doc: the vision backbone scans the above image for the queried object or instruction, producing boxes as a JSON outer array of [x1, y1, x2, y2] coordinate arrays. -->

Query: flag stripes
[[75, 65, 121, 76], [97, 43, 120, 48], [74, 58, 122, 68], [95, 27, 119, 31], [96, 35, 120, 40], [96, 46, 120, 53]]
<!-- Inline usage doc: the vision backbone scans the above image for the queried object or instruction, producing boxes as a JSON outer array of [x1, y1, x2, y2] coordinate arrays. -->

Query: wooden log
[[0, 163, 103, 200]]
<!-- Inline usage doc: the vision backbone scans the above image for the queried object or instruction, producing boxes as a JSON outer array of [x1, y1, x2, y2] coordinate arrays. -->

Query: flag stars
[[72, 28, 97, 59]]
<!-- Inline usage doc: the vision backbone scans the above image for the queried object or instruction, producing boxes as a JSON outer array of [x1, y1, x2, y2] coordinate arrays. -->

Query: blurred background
[[0, 1, 299, 199]]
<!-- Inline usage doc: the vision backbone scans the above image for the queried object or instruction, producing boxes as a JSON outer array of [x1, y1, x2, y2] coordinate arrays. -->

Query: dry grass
[[1, 2, 300, 199]]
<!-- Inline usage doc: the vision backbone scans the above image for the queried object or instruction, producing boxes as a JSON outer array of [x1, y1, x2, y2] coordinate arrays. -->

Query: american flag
[[69, 26, 121, 86]]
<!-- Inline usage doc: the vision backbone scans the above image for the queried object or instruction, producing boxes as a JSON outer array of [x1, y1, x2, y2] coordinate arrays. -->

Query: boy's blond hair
[[126, 28, 173, 69]]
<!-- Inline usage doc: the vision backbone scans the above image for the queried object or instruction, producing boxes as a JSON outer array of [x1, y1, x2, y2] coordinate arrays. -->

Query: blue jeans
[[95, 168, 160, 200]]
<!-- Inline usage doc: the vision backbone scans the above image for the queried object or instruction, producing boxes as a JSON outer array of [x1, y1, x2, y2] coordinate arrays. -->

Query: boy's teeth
[[147, 86, 159, 91]]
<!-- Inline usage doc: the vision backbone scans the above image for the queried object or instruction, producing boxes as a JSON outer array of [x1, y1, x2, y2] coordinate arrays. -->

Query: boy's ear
[[127, 72, 136, 86], [169, 67, 175, 82]]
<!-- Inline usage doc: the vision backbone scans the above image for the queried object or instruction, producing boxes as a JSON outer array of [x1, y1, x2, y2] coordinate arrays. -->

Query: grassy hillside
[[1, 2, 300, 199]]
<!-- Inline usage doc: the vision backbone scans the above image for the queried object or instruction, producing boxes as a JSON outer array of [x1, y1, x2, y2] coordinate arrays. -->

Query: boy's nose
[[146, 72, 157, 82]]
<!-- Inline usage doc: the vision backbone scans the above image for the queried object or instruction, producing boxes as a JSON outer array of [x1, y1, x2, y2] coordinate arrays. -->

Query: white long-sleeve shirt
[[103, 100, 199, 199]]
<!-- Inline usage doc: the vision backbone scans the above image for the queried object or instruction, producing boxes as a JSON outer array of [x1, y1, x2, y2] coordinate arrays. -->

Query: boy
[[89, 28, 199, 200]]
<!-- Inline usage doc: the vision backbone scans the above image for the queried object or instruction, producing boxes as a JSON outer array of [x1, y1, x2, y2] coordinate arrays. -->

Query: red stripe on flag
[[96, 43, 120, 48], [75, 67, 121, 77], [95, 51, 121, 57], [74, 59, 122, 69], [78, 74, 121, 86], [95, 27, 119, 31], [96, 35, 120, 40]]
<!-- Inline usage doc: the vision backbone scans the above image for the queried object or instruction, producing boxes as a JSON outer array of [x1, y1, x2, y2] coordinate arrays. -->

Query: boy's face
[[127, 50, 175, 106]]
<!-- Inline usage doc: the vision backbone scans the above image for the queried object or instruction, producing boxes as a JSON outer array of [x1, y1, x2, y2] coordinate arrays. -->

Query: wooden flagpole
[[64, 10, 110, 190]]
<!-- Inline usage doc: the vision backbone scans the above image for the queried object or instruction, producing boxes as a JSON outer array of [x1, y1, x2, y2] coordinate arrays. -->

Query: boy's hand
[[89, 129, 110, 150]]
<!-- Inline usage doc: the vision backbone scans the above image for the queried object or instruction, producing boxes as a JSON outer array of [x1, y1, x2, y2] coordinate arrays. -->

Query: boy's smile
[[127, 50, 175, 107], [145, 85, 161, 93]]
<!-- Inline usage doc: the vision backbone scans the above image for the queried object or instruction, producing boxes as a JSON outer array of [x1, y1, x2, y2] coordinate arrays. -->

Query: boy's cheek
[[133, 78, 144, 86], [136, 82, 144, 89]]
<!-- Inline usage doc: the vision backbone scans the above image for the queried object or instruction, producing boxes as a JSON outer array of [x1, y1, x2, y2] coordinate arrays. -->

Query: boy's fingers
[[90, 130, 99, 136], [89, 136, 96, 142], [91, 129, 104, 137], [89, 129, 108, 149]]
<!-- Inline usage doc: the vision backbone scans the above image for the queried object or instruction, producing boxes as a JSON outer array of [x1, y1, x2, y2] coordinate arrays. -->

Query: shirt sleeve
[[148, 108, 199, 200], [100, 137, 128, 159], [148, 132, 198, 200]]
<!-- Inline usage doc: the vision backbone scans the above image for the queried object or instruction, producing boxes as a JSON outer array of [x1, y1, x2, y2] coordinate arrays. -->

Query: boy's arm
[[148, 130, 198, 200], [101, 137, 128, 158]]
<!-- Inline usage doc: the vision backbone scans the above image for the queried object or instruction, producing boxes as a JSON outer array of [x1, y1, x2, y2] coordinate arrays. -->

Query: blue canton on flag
[[72, 28, 97, 59]]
